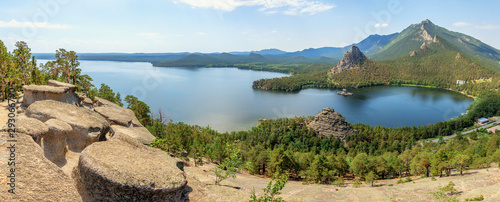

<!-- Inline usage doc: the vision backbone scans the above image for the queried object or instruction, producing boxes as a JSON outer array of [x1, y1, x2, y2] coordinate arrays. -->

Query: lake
[[38, 60, 474, 132]]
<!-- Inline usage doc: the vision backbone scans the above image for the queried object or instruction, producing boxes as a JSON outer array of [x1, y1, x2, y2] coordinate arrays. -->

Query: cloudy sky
[[1, 0, 499, 53]]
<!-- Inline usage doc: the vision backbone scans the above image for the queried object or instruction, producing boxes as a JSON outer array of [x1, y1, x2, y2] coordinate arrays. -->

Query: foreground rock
[[25, 100, 110, 151], [94, 106, 143, 127], [330, 46, 367, 74], [0, 132, 81, 201], [22, 81, 80, 107], [1, 115, 48, 145], [307, 108, 354, 141], [111, 125, 155, 145], [43, 119, 72, 164], [73, 132, 186, 201], [48, 79, 78, 91], [93, 97, 121, 108]]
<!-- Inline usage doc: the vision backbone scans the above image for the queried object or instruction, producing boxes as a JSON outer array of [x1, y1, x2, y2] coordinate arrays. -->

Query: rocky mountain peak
[[307, 108, 354, 141], [421, 19, 433, 25], [330, 46, 367, 74]]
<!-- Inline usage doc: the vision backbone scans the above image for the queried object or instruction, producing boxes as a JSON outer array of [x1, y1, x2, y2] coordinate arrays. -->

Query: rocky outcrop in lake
[[307, 108, 354, 141]]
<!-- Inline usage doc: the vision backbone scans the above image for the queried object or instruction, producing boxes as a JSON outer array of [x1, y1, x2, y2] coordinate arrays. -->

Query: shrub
[[353, 180, 362, 188], [388, 184, 394, 186], [405, 177, 413, 183], [333, 178, 345, 187], [430, 181, 459, 202], [431, 176, 436, 181], [397, 179, 404, 184], [465, 195, 484, 201]]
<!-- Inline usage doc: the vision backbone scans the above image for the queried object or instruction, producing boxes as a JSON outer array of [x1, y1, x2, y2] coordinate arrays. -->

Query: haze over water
[[43, 60, 473, 132]]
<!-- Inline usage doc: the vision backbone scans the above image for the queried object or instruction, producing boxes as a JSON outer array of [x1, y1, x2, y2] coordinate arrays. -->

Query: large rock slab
[[94, 107, 135, 127], [1, 114, 48, 145], [93, 96, 121, 108], [0, 132, 81, 201], [43, 119, 72, 164], [111, 125, 155, 144], [307, 108, 354, 141], [25, 100, 110, 151], [73, 132, 186, 201], [93, 98, 143, 127], [22, 84, 80, 107], [48, 79, 77, 91]]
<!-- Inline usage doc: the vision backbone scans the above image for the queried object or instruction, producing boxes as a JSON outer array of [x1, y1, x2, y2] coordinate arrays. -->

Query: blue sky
[[0, 0, 499, 53]]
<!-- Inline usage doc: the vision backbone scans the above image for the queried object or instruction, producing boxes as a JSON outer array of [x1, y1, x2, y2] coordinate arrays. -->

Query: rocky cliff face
[[1, 81, 187, 201], [330, 46, 367, 74], [307, 108, 354, 141]]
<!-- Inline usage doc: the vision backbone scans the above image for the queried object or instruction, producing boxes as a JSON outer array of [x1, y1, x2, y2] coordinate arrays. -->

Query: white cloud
[[196, 32, 207, 36], [453, 21, 499, 30], [375, 23, 388, 28], [0, 19, 69, 29], [178, 0, 335, 15], [453, 21, 471, 27], [179, 0, 243, 11], [475, 24, 499, 30], [264, 30, 278, 35], [137, 32, 166, 39]]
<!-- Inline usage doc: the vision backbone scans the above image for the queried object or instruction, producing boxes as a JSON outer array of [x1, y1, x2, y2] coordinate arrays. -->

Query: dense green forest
[[252, 64, 333, 91]]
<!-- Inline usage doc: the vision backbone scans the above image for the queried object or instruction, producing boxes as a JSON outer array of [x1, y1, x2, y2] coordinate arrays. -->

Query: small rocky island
[[337, 88, 353, 96], [307, 108, 354, 142]]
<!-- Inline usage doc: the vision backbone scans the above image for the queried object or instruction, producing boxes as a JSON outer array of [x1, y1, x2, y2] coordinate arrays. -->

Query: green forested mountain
[[371, 19, 500, 72], [253, 35, 500, 95], [332, 36, 495, 89]]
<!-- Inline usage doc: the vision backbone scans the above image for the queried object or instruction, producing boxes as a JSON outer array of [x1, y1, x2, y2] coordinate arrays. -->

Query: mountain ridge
[[371, 19, 500, 71]]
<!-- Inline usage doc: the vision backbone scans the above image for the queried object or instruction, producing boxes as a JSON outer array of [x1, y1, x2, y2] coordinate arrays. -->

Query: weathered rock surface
[[0, 132, 82, 201], [43, 119, 72, 164], [94, 106, 143, 127], [22, 84, 80, 107], [73, 132, 186, 201], [307, 108, 354, 140], [330, 46, 367, 74], [82, 97, 93, 110], [48, 79, 78, 91], [95, 106, 133, 126], [111, 125, 155, 145], [25, 100, 110, 151], [1, 114, 48, 145], [93, 96, 121, 108]]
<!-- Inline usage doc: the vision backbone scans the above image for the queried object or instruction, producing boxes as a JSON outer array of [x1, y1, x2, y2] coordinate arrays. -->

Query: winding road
[[430, 120, 500, 143]]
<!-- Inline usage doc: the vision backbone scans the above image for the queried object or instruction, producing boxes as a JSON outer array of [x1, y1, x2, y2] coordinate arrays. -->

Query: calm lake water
[[39, 60, 474, 132]]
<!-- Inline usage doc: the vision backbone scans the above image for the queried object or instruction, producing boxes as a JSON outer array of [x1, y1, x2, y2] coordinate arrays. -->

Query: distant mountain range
[[33, 19, 500, 72]]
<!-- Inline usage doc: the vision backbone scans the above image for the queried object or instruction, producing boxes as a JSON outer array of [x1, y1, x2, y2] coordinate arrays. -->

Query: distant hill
[[331, 35, 494, 88], [371, 19, 500, 71], [153, 52, 338, 68], [279, 33, 397, 59]]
